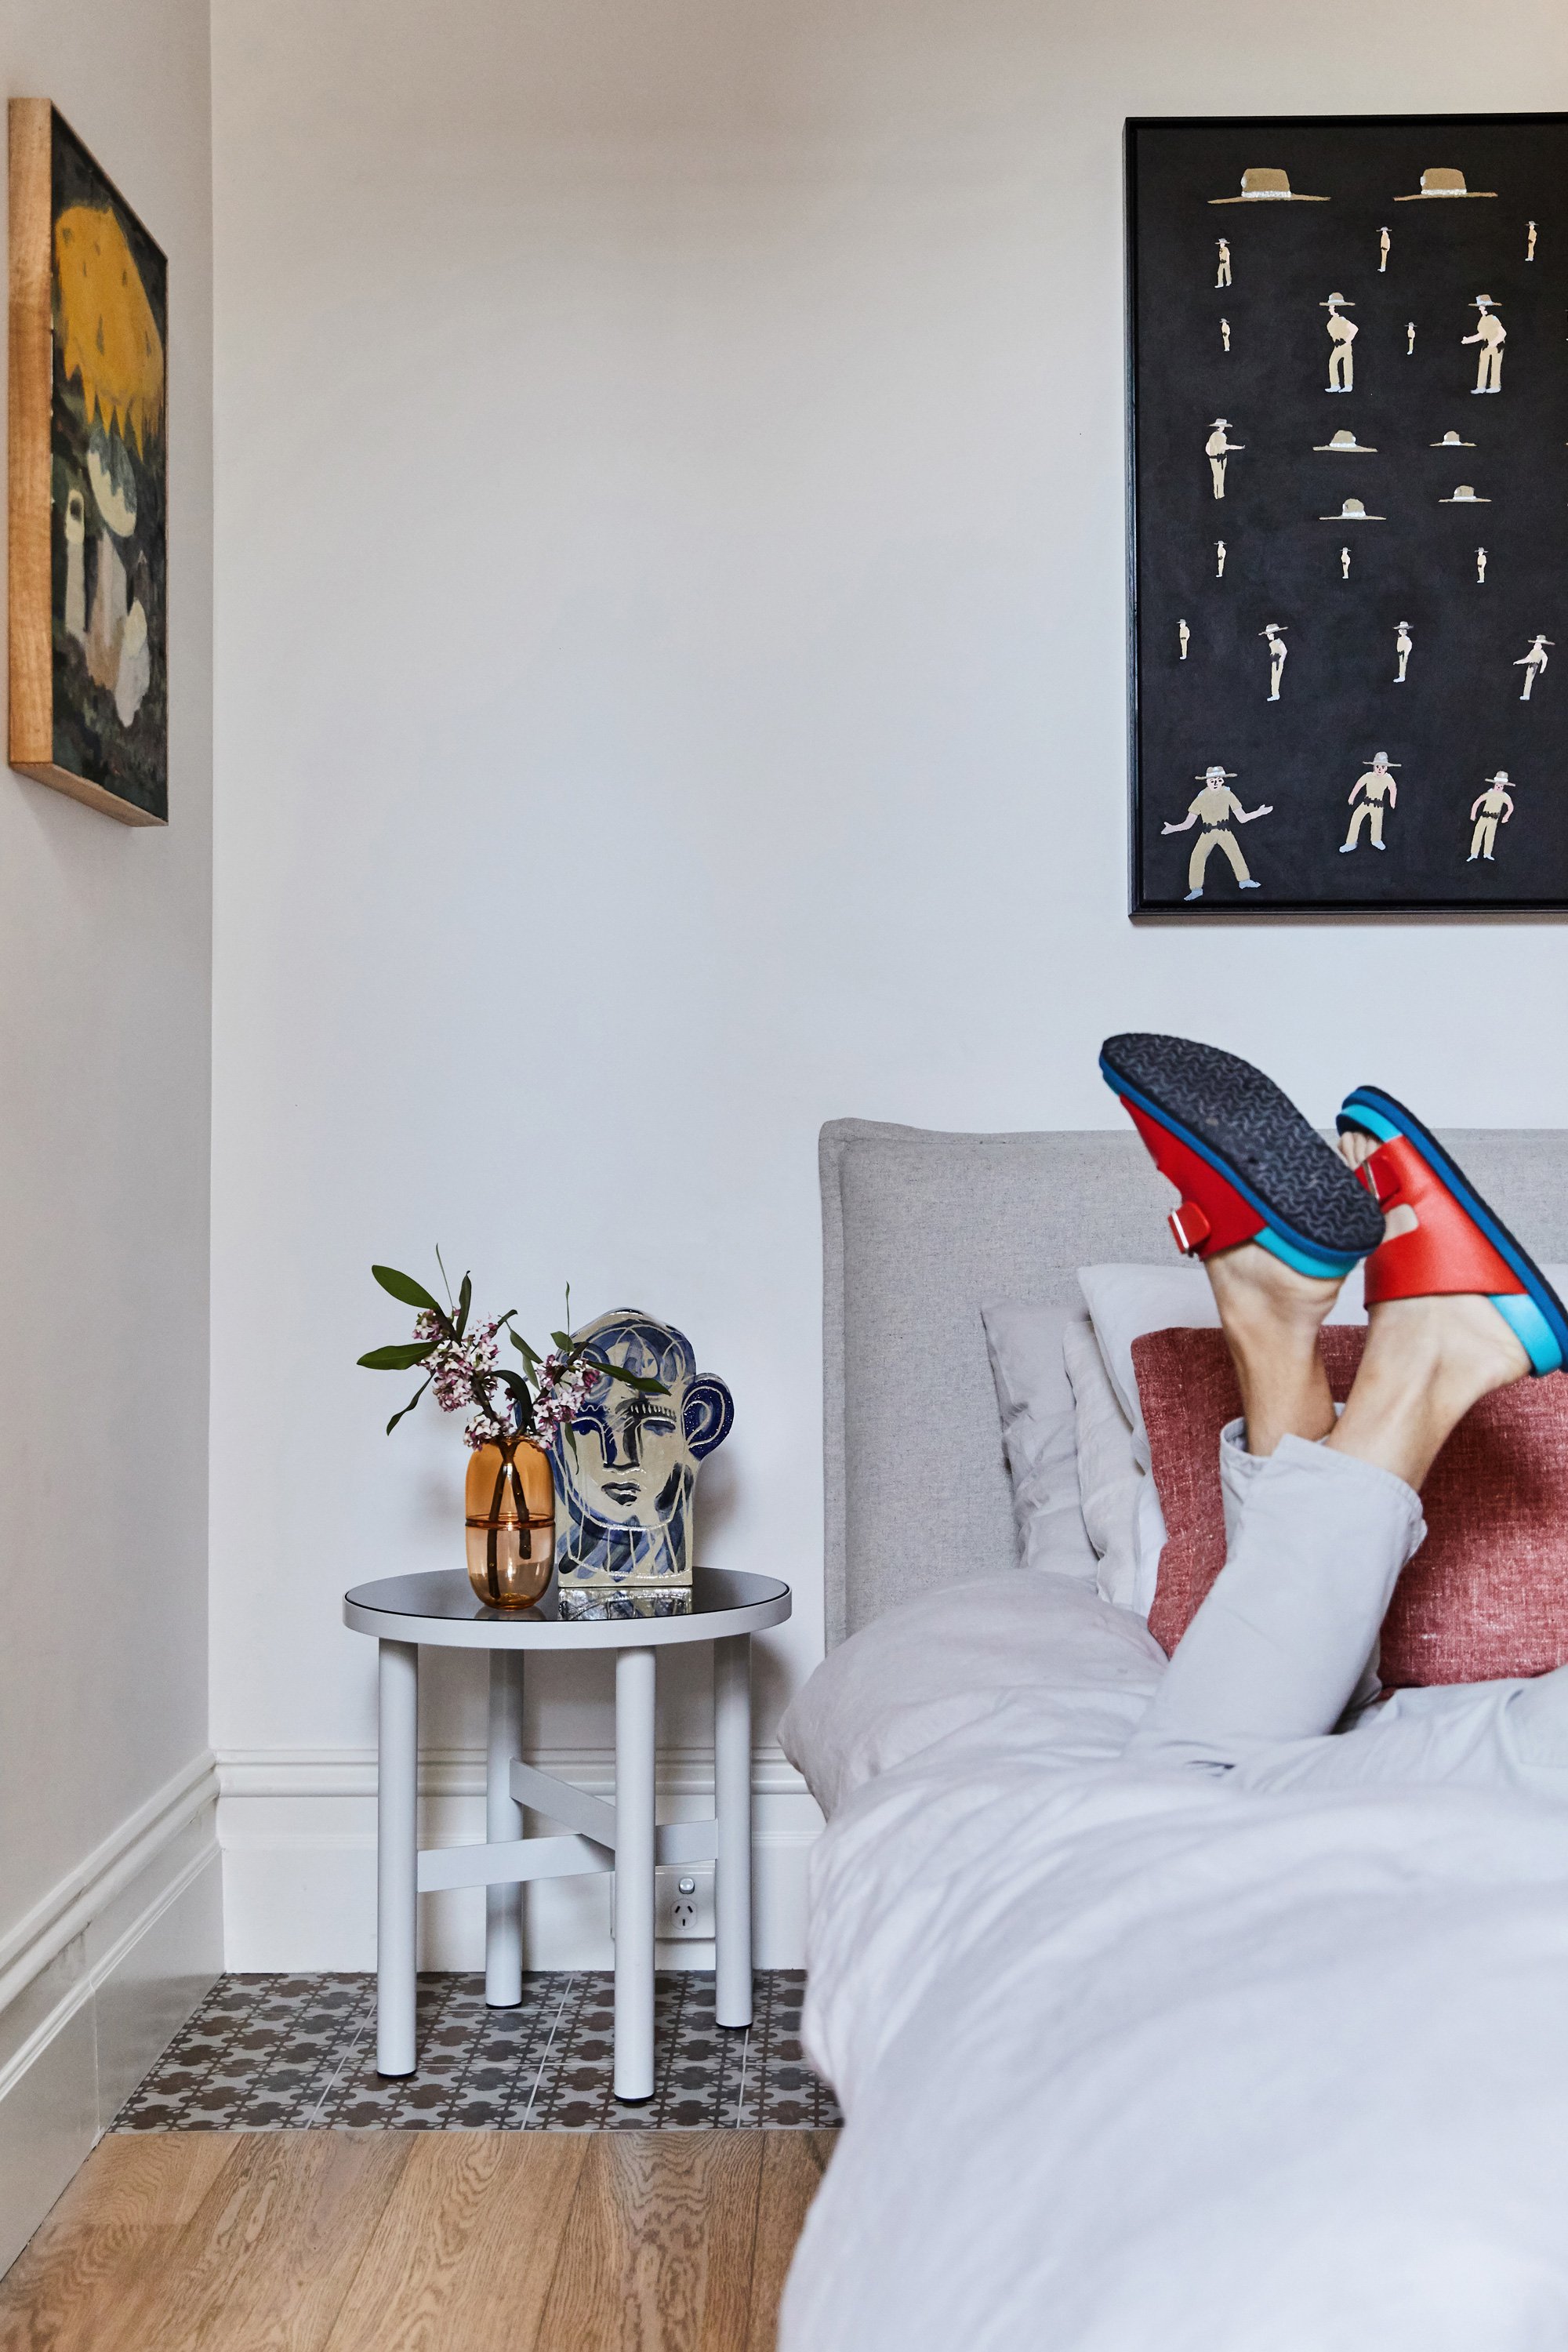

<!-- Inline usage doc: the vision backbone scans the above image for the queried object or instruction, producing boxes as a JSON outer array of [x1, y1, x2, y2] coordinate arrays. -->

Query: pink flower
[[528, 1348, 607, 1450], [378, 1281, 626, 1455], [424, 1315, 506, 1433]]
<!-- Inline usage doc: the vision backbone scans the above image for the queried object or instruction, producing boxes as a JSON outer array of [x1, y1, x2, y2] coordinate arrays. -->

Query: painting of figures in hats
[[1126, 113, 1568, 912], [9, 102, 168, 824]]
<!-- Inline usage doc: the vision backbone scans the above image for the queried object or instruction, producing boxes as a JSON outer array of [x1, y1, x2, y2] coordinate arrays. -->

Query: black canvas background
[[1128, 114, 1568, 913]]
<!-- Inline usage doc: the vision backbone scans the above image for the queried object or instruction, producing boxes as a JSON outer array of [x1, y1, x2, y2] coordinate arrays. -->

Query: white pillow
[[979, 1301, 1098, 1581], [1060, 1316, 1144, 1610]]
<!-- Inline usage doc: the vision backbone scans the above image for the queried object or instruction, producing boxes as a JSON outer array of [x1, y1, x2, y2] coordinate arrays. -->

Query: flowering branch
[[358, 1261, 664, 1449]]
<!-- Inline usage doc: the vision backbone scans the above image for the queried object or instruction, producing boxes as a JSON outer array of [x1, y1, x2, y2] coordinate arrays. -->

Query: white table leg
[[614, 1646, 657, 2102], [376, 1639, 419, 2076], [485, 1650, 525, 2005], [714, 1632, 753, 2030]]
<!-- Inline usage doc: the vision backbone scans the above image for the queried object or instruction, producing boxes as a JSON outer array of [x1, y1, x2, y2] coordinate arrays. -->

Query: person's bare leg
[[1328, 1131, 1530, 1489], [1203, 1243, 1341, 1457]]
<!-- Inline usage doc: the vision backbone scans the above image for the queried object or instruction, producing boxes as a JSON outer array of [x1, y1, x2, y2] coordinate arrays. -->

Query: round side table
[[343, 1566, 791, 2101]]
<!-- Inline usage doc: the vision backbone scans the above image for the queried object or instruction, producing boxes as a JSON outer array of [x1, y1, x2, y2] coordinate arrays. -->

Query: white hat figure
[[1314, 428, 1376, 453], [1196, 766, 1238, 780], [1210, 165, 1329, 204], [1432, 430, 1475, 447], [1320, 291, 1354, 307], [1483, 770, 1512, 785], [1320, 496, 1385, 521], [1396, 166, 1497, 200], [1440, 485, 1490, 503], [1472, 295, 1497, 310]]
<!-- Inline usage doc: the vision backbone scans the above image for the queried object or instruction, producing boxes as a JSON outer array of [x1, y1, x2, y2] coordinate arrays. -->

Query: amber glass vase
[[464, 1434, 556, 1607]]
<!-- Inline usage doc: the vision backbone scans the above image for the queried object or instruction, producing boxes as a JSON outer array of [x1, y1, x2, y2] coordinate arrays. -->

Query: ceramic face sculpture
[[550, 1310, 732, 1602]]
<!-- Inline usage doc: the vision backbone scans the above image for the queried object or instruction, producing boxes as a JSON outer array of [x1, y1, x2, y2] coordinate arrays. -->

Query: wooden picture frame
[[9, 99, 168, 826], [1127, 112, 1568, 915]]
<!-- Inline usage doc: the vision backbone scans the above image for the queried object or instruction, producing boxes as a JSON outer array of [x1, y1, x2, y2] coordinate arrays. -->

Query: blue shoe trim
[[1338, 1084, 1568, 1376], [1490, 1291, 1564, 1377], [1101, 1059, 1370, 1276], [1336, 1100, 1399, 1145], [1255, 1228, 1360, 1282]]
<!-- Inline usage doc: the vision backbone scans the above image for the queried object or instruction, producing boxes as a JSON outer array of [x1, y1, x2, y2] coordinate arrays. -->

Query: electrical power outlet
[[612, 1865, 716, 1943], [665, 1871, 708, 1937]]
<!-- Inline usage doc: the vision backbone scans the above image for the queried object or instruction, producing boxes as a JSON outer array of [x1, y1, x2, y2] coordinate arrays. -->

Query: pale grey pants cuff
[[1125, 1431, 1426, 1773]]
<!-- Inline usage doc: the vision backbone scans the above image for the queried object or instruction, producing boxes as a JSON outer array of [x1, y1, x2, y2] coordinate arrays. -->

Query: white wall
[[209, 0, 1568, 1966], [0, 0, 217, 2266]]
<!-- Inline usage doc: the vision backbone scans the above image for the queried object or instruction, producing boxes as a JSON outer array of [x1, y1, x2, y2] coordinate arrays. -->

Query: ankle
[[1203, 1241, 1343, 1455], [1236, 1376, 1337, 1457]]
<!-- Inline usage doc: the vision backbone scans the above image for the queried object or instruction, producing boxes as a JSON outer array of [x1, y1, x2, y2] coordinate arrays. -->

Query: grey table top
[[343, 1566, 792, 1650]]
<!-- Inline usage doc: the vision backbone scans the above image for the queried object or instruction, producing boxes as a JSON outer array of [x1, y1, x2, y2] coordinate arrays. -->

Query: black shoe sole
[[1101, 1033, 1385, 1260]]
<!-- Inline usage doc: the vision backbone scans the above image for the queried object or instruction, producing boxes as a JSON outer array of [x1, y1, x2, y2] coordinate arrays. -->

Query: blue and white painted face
[[554, 1311, 733, 1563], [572, 1346, 686, 1528]]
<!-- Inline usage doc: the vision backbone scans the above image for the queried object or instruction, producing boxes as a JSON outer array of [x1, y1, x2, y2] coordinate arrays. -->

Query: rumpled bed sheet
[[779, 1573, 1568, 2351]]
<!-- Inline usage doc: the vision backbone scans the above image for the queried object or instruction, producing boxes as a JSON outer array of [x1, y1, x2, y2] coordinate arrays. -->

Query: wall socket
[[612, 1865, 716, 1943]]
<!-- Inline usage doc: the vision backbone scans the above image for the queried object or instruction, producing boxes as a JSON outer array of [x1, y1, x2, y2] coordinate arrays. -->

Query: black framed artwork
[[1127, 113, 1568, 915]]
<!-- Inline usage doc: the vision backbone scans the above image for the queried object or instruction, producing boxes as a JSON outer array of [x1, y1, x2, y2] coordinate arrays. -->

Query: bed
[[779, 1117, 1568, 2352]]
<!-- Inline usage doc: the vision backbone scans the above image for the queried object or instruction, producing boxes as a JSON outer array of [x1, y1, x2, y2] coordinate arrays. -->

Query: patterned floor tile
[[112, 1973, 843, 2133]]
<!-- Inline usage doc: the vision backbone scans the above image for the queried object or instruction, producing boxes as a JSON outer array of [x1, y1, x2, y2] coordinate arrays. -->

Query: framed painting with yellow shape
[[9, 100, 168, 825]]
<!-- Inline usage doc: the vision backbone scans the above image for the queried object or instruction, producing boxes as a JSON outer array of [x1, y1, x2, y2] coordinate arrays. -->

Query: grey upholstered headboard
[[821, 1116, 1568, 1648]]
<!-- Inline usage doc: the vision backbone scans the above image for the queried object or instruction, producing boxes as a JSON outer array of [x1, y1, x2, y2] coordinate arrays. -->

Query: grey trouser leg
[[1218, 1418, 1383, 1725], [1503, 1668, 1568, 1769], [1125, 1432, 1425, 1773], [1228, 1664, 1568, 1798]]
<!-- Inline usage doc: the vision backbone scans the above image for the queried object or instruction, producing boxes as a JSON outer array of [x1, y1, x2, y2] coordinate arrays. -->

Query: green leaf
[[550, 1330, 571, 1351], [510, 1330, 541, 1370], [372, 1264, 446, 1319], [593, 1362, 666, 1393], [358, 1341, 439, 1371], [456, 1272, 472, 1338], [386, 1377, 431, 1434], [495, 1367, 532, 1414]]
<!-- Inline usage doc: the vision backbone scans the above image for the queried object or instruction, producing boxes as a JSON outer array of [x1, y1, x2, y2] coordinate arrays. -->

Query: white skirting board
[[0, 1752, 223, 2272], [217, 1746, 823, 1971]]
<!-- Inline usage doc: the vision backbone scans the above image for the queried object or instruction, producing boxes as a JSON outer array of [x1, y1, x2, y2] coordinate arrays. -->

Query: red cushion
[[1134, 1325, 1568, 1686]]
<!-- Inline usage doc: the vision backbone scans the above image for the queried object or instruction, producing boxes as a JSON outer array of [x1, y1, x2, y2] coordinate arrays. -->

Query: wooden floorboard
[[0, 2135, 239, 2352], [535, 2130, 764, 2352], [104, 2131, 411, 2352], [0, 2131, 832, 2352], [746, 2133, 835, 2352], [322, 2133, 587, 2352]]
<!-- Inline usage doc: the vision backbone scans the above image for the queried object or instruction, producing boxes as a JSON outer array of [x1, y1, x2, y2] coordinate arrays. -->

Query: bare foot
[[1329, 1292, 1530, 1489], [1204, 1242, 1345, 1457]]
